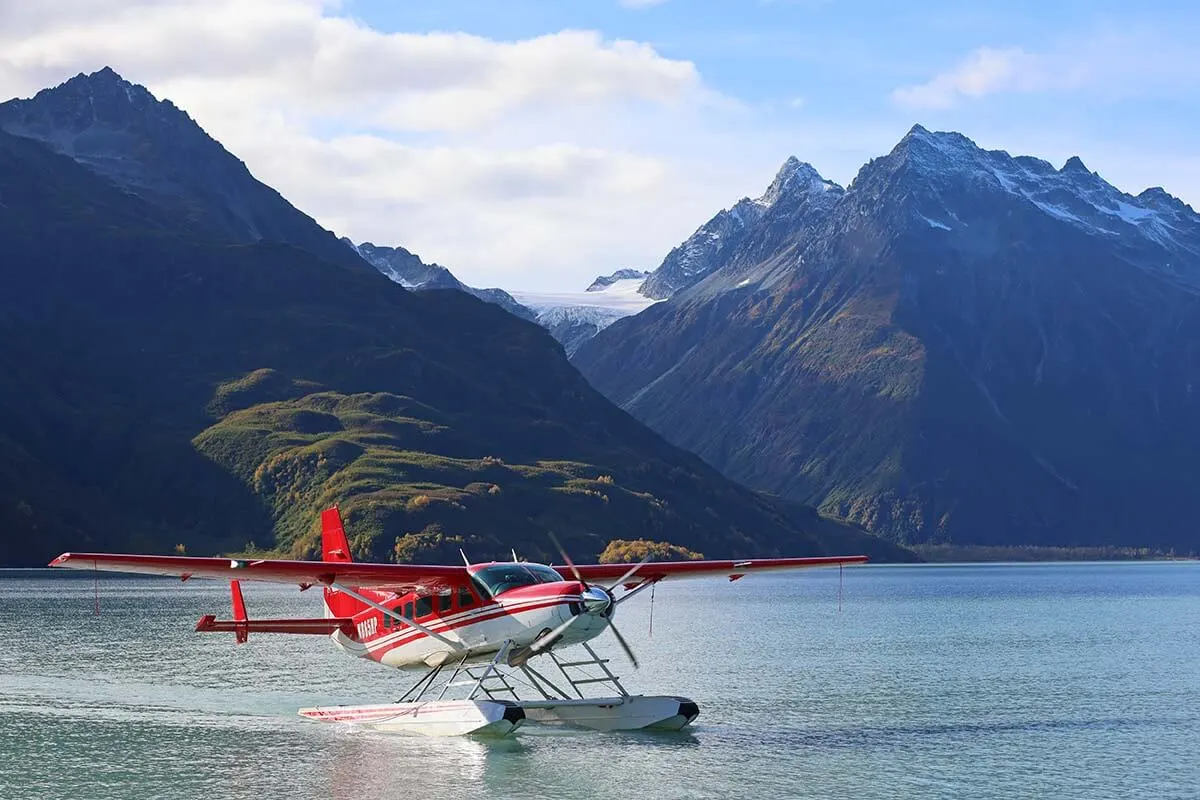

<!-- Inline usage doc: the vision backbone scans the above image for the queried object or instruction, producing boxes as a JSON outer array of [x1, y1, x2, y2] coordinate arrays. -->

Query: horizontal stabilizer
[[195, 615, 355, 637]]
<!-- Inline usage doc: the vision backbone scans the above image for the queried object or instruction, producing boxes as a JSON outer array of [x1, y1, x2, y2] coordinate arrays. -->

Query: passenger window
[[415, 596, 433, 618], [458, 586, 475, 609], [382, 610, 392, 629], [403, 602, 414, 620], [437, 593, 453, 614]]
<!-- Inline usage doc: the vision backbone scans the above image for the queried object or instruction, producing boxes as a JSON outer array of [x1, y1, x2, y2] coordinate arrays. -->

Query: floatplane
[[50, 507, 866, 737]]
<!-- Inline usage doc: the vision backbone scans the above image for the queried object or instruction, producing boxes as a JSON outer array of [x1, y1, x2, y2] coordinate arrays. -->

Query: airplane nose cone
[[581, 585, 613, 617]]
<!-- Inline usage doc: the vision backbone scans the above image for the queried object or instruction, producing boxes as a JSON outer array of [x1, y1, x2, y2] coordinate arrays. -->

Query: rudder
[[321, 506, 353, 563], [319, 506, 362, 619]]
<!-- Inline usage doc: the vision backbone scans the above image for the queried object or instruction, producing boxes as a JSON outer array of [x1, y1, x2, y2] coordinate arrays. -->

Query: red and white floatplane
[[50, 507, 866, 737]]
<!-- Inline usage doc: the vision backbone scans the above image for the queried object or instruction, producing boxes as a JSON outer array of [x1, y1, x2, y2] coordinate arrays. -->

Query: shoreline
[[910, 544, 1196, 563]]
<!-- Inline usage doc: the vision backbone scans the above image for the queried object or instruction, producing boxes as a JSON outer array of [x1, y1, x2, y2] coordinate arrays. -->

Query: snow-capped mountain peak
[[872, 126, 1200, 269], [757, 156, 841, 207], [586, 268, 651, 292], [639, 156, 841, 300]]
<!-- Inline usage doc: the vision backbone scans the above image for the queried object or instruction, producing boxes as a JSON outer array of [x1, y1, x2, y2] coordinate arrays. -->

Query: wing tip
[[48, 553, 72, 567]]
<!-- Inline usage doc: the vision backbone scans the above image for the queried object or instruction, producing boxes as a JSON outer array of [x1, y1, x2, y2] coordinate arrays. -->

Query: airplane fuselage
[[327, 563, 614, 669]]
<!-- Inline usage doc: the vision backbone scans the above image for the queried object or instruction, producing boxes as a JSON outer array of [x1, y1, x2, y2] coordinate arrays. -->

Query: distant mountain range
[[342, 236, 664, 354], [574, 125, 1200, 552], [347, 240, 537, 322], [0, 68, 905, 567]]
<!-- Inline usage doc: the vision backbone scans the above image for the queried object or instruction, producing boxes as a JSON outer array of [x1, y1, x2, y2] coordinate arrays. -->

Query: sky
[[1, 0, 1198, 291]]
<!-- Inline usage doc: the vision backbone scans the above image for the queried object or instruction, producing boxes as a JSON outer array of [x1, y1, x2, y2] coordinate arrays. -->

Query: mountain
[[640, 157, 843, 300], [349, 240, 536, 321], [512, 159, 844, 356], [587, 269, 651, 292], [0, 67, 370, 275], [575, 125, 1200, 552], [0, 70, 910, 567], [512, 273, 660, 356]]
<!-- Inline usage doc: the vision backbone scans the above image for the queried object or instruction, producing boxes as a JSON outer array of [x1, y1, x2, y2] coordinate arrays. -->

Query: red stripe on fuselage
[[356, 584, 581, 659], [364, 597, 577, 658]]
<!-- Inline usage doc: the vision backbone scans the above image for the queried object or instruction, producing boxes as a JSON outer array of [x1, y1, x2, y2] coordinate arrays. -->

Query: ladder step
[[555, 659, 611, 668], [570, 676, 621, 685]]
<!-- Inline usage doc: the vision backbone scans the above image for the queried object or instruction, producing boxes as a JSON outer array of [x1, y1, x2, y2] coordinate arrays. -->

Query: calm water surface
[[1, 562, 1197, 799]]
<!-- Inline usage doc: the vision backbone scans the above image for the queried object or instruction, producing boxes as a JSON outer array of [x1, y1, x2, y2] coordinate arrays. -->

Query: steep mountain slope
[[349, 240, 536, 321], [575, 126, 1200, 550], [0, 103, 906, 567], [0, 68, 369, 275]]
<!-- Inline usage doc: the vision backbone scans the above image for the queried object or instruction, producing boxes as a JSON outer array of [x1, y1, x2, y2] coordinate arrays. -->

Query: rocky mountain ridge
[[349, 240, 536, 321]]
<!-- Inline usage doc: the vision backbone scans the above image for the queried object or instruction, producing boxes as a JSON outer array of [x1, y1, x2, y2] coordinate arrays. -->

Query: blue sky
[[345, 0, 1200, 176], [2, 0, 1197, 289]]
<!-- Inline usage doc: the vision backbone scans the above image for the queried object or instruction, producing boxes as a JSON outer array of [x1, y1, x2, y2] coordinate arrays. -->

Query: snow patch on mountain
[[512, 278, 661, 355]]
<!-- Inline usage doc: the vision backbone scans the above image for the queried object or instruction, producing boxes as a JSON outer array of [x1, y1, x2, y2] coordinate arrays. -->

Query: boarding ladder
[[547, 642, 630, 699]]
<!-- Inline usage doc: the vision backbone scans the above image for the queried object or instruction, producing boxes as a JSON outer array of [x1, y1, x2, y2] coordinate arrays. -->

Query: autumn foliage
[[599, 539, 703, 564]]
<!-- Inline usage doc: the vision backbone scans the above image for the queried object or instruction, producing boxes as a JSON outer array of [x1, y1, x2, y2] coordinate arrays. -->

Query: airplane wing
[[566, 555, 868, 585], [48, 552, 468, 594]]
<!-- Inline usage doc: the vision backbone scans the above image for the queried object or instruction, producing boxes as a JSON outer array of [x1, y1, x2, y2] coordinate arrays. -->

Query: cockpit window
[[522, 564, 567, 584], [471, 563, 565, 597]]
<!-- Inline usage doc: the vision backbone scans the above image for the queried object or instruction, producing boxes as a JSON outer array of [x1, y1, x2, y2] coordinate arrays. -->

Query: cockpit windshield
[[471, 563, 565, 598]]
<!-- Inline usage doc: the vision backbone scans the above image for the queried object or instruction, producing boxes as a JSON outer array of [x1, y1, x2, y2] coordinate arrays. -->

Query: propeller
[[606, 618, 639, 669], [540, 533, 649, 668]]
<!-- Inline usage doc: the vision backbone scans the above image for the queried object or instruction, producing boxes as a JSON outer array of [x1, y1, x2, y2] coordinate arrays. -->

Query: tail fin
[[319, 506, 362, 619], [321, 506, 353, 563], [230, 579, 249, 644]]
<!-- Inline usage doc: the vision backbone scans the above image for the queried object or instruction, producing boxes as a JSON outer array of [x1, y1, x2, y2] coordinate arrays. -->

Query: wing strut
[[327, 581, 460, 649]]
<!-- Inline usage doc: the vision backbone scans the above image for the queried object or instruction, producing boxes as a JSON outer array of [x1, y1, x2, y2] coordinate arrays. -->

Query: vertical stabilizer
[[319, 506, 362, 619], [230, 580, 249, 644], [321, 506, 354, 563]]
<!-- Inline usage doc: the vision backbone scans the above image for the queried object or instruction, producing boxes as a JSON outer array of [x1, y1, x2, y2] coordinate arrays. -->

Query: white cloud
[[0, 2, 701, 132], [891, 31, 1200, 110], [890, 47, 1066, 109]]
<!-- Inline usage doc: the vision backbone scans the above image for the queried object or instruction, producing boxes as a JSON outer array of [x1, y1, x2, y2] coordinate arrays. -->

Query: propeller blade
[[548, 531, 586, 586], [529, 613, 578, 655], [607, 620, 639, 670], [605, 555, 651, 592]]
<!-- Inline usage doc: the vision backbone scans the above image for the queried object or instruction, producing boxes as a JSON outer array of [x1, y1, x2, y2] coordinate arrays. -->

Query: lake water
[[1, 562, 1197, 799]]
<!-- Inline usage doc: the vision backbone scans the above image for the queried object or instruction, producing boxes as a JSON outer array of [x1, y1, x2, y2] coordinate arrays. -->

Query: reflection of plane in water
[[51, 506, 866, 737]]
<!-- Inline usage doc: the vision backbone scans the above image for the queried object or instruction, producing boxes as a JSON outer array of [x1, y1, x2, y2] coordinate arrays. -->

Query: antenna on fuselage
[[459, 548, 472, 567], [511, 548, 520, 562]]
